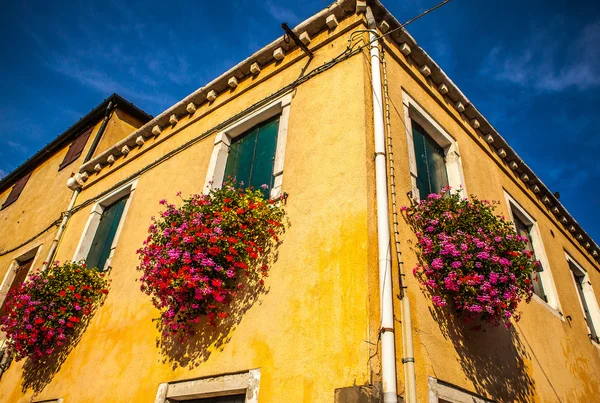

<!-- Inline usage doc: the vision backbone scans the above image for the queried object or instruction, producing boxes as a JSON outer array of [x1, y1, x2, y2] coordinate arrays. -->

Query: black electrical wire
[[0, 0, 451, 258]]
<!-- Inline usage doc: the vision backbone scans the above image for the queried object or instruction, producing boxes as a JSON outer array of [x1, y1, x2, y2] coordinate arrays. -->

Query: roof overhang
[[0, 93, 152, 194]]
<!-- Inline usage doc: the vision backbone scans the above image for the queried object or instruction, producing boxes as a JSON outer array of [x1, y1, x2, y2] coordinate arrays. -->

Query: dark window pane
[[86, 196, 128, 271], [1, 173, 32, 210], [224, 116, 279, 198], [412, 120, 448, 198]]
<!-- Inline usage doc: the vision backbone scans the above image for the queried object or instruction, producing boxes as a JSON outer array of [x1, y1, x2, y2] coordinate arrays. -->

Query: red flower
[[58, 290, 66, 297], [68, 316, 80, 323], [137, 182, 286, 335]]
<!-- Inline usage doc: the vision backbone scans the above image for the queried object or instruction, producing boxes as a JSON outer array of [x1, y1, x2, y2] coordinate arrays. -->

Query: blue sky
[[1, 0, 599, 240]]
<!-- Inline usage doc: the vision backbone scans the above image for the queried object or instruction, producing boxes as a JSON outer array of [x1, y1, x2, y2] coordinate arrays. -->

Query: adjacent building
[[0, 0, 599, 401]]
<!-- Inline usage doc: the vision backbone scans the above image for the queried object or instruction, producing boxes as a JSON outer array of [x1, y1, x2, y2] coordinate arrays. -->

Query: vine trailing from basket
[[402, 188, 537, 328], [0, 261, 109, 361], [137, 181, 287, 338]]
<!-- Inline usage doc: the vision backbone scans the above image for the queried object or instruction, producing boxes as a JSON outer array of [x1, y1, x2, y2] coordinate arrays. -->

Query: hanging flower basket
[[0, 261, 109, 361], [137, 181, 286, 337], [402, 188, 536, 327]]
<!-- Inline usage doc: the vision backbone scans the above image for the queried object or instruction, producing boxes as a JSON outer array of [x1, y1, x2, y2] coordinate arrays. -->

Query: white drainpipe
[[42, 188, 80, 270], [365, 8, 398, 403]]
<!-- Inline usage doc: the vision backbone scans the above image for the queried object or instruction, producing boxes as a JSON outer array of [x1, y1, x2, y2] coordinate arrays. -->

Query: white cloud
[[265, 1, 299, 24], [0, 169, 7, 180], [481, 19, 600, 92]]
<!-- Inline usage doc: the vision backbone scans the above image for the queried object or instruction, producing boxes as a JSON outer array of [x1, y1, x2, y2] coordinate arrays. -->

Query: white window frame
[[428, 377, 493, 403], [155, 369, 260, 403], [72, 178, 138, 272], [565, 252, 600, 345], [203, 92, 292, 199], [504, 191, 561, 315], [402, 91, 467, 201], [0, 244, 43, 313]]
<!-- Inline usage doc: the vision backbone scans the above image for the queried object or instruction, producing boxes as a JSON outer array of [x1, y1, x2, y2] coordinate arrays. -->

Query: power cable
[[0, 0, 452, 258]]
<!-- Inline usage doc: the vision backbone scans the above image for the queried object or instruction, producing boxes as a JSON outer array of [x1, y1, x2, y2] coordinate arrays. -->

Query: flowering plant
[[137, 181, 286, 337], [0, 261, 109, 361], [403, 188, 536, 327]]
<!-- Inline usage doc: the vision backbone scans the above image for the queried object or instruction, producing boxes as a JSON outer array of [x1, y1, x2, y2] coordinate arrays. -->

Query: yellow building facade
[[0, 1, 599, 402]]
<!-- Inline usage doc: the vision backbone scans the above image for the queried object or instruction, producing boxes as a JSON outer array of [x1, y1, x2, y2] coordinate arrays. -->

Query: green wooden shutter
[[86, 196, 128, 271], [224, 116, 279, 198], [412, 120, 448, 198]]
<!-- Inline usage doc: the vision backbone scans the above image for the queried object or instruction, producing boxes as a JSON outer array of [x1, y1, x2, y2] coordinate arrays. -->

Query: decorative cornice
[[369, 0, 600, 263], [77, 0, 356, 181], [72, 0, 599, 264]]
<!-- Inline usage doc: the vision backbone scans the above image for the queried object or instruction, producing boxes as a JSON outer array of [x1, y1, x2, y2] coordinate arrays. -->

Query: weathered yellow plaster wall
[[0, 16, 381, 402], [2, 8, 598, 402], [382, 36, 600, 403], [0, 119, 105, 292], [0, 109, 147, 290], [92, 108, 147, 159]]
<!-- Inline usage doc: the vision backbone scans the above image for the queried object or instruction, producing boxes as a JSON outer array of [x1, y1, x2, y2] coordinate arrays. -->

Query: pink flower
[[431, 258, 444, 270]]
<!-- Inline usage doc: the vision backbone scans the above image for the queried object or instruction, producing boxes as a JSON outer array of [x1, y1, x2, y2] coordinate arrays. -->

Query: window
[[59, 126, 93, 171], [428, 377, 493, 403], [1, 173, 31, 210], [512, 212, 546, 300], [155, 370, 260, 403], [204, 93, 292, 199], [402, 91, 466, 201], [566, 253, 600, 344], [223, 116, 279, 198], [0, 246, 42, 317], [505, 191, 560, 312], [412, 120, 449, 198], [73, 179, 137, 272], [85, 195, 128, 271]]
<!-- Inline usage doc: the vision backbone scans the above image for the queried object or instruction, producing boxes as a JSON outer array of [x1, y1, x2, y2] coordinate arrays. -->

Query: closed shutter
[[1, 173, 31, 210], [570, 262, 599, 341], [412, 120, 449, 198], [58, 126, 93, 171], [86, 196, 128, 271], [224, 116, 279, 198], [0, 257, 34, 317]]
